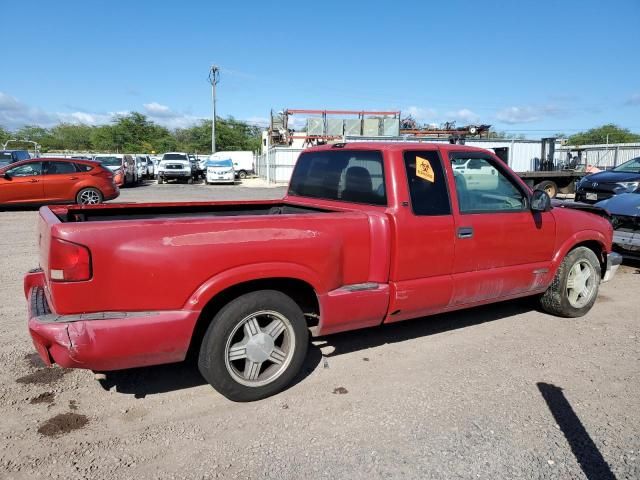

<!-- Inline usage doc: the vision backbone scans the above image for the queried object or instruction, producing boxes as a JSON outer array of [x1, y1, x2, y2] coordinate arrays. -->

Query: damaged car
[[596, 193, 640, 258]]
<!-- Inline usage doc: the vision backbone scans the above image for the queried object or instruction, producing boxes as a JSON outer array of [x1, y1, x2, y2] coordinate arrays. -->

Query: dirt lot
[[1, 182, 639, 480]]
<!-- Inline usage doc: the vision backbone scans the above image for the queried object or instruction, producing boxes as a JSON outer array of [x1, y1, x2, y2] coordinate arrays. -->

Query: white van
[[210, 151, 254, 179]]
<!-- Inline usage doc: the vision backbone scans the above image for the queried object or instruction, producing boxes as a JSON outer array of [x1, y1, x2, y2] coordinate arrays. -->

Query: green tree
[[49, 123, 94, 151], [567, 124, 640, 145], [13, 125, 55, 151], [0, 126, 11, 146]]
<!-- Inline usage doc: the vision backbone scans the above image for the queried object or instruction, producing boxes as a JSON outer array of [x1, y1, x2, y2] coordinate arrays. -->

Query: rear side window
[[46, 161, 79, 175], [403, 150, 451, 215], [75, 163, 93, 172], [289, 150, 386, 206]]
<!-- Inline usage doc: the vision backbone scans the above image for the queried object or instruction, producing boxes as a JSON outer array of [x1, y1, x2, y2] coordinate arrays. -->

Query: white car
[[205, 158, 235, 185], [157, 152, 194, 184], [210, 151, 254, 179]]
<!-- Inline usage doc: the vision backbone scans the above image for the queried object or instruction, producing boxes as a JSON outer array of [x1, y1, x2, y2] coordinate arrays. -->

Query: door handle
[[29, 179, 38, 183], [69, 176, 79, 180], [457, 227, 474, 239]]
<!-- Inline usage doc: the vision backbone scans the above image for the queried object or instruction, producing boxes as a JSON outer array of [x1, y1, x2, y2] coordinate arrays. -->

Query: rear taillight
[[49, 238, 91, 282]]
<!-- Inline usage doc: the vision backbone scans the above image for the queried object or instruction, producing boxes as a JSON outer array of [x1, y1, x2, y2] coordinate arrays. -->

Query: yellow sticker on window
[[416, 156, 435, 182]]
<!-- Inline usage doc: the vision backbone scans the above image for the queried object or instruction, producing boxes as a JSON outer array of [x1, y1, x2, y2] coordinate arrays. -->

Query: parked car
[[0, 150, 31, 168], [145, 157, 155, 178], [596, 193, 640, 258], [196, 155, 208, 180], [24, 142, 620, 402], [93, 154, 136, 186], [134, 155, 148, 181], [205, 158, 235, 184], [210, 151, 254, 179], [575, 156, 640, 203], [1, 158, 118, 206], [157, 152, 195, 184]]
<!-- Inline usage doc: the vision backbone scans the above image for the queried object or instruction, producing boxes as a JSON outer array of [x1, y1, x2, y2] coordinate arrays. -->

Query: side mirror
[[531, 189, 552, 212], [3, 172, 11, 180]]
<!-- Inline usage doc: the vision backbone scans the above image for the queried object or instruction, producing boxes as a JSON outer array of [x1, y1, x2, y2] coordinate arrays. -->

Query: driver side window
[[7, 162, 42, 177], [450, 155, 526, 213]]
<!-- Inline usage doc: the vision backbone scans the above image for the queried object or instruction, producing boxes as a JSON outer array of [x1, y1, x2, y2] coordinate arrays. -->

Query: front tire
[[540, 246, 601, 317], [198, 290, 309, 402], [76, 187, 103, 205]]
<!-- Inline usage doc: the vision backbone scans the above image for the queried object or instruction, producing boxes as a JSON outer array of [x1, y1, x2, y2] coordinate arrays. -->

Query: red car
[[24, 143, 621, 401], [0, 158, 119, 206]]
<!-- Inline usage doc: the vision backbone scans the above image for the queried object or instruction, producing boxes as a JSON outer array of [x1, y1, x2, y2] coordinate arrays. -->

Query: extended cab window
[[289, 150, 386, 205], [450, 154, 526, 213], [403, 150, 450, 215]]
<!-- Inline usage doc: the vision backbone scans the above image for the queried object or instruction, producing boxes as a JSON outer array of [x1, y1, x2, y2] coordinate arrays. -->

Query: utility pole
[[208, 65, 220, 154]]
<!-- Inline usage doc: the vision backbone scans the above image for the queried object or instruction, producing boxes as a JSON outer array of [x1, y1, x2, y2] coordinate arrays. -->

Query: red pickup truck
[[25, 142, 622, 401]]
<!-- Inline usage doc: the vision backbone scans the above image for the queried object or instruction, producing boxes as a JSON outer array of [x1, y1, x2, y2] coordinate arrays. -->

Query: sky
[[1, 0, 639, 137]]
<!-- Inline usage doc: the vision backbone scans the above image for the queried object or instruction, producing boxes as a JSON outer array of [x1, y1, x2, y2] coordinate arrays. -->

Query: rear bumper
[[25, 271, 199, 371], [603, 252, 623, 282]]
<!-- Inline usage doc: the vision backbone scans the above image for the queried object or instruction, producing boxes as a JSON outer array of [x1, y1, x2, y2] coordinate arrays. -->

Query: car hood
[[582, 170, 640, 184], [596, 193, 640, 217]]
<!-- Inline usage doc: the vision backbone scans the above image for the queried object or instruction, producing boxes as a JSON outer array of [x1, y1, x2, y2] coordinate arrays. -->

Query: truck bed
[[54, 201, 330, 222]]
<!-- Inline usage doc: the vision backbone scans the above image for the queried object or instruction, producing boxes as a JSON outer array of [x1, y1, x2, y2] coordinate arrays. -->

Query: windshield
[[289, 149, 387, 206], [163, 153, 188, 161], [206, 159, 233, 167], [0, 152, 12, 160], [94, 156, 122, 167], [612, 157, 640, 173]]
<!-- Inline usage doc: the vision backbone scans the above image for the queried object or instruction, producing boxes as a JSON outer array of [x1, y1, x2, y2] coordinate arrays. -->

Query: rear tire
[[187, 177, 194, 184], [540, 246, 601, 317], [238, 170, 247, 180], [198, 290, 309, 402], [76, 188, 103, 205]]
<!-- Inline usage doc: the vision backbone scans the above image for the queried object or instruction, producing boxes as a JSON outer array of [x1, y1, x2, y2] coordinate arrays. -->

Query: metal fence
[[555, 143, 640, 169]]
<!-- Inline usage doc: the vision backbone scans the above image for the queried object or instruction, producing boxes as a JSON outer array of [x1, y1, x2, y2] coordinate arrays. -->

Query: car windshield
[[94, 156, 122, 167], [612, 157, 640, 173], [163, 154, 188, 160], [206, 159, 233, 167], [0, 153, 12, 160]]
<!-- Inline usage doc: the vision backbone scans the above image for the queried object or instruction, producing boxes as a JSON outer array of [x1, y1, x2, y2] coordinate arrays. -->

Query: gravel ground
[[1, 181, 639, 480]]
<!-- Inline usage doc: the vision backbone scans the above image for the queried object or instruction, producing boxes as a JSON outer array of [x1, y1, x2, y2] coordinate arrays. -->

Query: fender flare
[[549, 229, 609, 275], [183, 262, 325, 311]]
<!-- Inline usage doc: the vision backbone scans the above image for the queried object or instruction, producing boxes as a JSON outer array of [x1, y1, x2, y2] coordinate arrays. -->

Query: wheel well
[[571, 240, 606, 277], [186, 278, 320, 359]]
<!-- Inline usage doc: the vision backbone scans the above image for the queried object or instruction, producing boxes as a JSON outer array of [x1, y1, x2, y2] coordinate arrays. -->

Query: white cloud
[[495, 104, 565, 124], [0, 92, 205, 130], [143, 102, 173, 117], [625, 93, 640, 106], [404, 105, 438, 123], [446, 108, 480, 124]]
